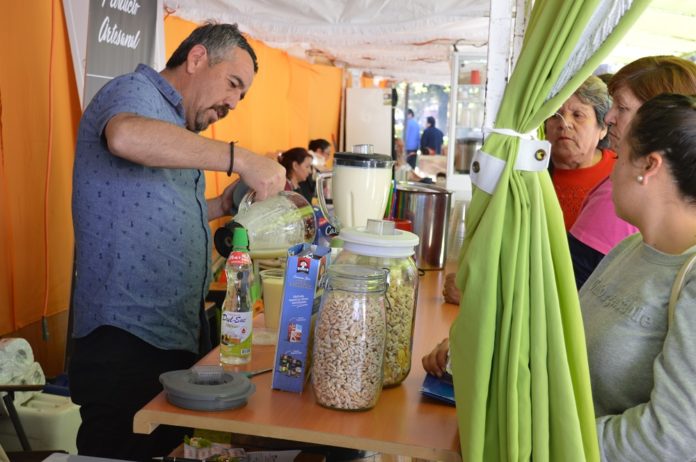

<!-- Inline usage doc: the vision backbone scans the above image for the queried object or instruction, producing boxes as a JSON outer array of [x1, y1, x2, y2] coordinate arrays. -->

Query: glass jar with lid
[[312, 264, 388, 411], [334, 219, 420, 386]]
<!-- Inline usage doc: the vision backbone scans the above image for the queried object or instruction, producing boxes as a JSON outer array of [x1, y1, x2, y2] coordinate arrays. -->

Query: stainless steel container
[[393, 182, 452, 270], [454, 136, 483, 173]]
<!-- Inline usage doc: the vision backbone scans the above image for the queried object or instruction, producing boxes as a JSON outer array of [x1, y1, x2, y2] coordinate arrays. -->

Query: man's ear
[[642, 151, 664, 184], [186, 44, 208, 74]]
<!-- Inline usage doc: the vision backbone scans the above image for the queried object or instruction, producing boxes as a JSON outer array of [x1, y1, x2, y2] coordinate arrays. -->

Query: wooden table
[[134, 267, 461, 462]]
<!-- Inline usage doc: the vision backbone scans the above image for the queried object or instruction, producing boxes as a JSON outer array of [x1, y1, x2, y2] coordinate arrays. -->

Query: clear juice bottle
[[220, 227, 254, 365]]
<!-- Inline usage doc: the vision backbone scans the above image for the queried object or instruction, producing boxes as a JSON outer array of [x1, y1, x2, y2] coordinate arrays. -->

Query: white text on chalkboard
[[99, 16, 142, 49], [101, 0, 141, 15]]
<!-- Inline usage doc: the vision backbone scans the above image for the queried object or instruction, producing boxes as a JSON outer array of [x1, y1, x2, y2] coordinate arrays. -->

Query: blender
[[316, 144, 394, 233]]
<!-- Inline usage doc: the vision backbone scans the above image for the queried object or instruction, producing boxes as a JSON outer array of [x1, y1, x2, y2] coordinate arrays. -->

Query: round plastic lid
[[159, 365, 256, 411], [339, 219, 419, 258]]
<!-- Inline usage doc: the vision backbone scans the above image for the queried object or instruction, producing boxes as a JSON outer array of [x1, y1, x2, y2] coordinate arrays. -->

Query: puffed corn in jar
[[334, 219, 419, 386]]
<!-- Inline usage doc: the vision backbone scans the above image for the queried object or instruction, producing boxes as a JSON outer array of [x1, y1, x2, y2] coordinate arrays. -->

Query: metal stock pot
[[393, 182, 452, 270]]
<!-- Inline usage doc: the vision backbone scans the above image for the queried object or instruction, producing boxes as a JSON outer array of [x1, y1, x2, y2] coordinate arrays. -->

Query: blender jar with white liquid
[[316, 144, 394, 233], [214, 190, 316, 259]]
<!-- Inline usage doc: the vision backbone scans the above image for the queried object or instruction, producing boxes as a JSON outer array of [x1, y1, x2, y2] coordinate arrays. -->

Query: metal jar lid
[[334, 144, 394, 168], [160, 365, 256, 411]]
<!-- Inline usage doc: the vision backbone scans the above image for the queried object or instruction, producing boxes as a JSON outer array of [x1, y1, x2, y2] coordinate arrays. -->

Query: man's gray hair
[[166, 22, 258, 73]]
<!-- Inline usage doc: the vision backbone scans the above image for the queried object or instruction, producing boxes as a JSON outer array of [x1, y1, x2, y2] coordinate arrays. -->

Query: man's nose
[[224, 93, 241, 110]]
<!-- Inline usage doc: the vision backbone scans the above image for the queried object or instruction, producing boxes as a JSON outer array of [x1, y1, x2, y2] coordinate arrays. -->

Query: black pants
[[68, 326, 199, 461], [406, 150, 418, 169]]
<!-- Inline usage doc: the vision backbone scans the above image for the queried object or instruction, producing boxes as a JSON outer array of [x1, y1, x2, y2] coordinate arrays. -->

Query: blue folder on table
[[420, 373, 455, 406]]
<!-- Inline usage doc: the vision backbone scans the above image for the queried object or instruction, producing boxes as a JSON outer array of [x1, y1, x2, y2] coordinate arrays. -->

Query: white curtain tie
[[470, 130, 551, 195], [485, 127, 539, 140]]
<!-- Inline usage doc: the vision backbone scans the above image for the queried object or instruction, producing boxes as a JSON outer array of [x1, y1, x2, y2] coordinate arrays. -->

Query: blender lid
[[340, 219, 419, 258], [160, 365, 256, 411], [334, 144, 393, 168]]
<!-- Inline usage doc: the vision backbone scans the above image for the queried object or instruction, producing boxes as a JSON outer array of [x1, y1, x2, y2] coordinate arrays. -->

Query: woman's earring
[[636, 175, 644, 183]]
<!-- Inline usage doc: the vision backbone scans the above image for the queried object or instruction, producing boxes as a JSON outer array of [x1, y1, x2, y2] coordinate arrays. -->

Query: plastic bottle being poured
[[220, 227, 254, 365]]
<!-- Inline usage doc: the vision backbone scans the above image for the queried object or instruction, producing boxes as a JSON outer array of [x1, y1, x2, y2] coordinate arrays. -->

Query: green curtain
[[450, 0, 650, 461]]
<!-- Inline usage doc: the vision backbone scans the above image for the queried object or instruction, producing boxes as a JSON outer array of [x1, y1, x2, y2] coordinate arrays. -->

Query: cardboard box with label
[[271, 244, 330, 393]]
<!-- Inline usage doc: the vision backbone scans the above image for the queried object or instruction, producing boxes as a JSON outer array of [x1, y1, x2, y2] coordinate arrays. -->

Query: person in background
[[394, 137, 422, 182], [69, 23, 285, 461], [427, 93, 696, 460], [404, 108, 421, 169], [307, 138, 332, 173], [298, 138, 332, 201], [441, 57, 696, 300], [278, 147, 314, 203], [546, 75, 613, 230], [420, 116, 444, 155], [569, 56, 696, 288]]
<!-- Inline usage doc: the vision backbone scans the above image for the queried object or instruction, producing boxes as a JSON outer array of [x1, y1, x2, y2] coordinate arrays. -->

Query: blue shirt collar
[[135, 63, 184, 117]]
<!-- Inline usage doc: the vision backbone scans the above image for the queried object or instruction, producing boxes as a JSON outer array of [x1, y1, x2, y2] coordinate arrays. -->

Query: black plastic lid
[[214, 221, 244, 258], [334, 151, 394, 168]]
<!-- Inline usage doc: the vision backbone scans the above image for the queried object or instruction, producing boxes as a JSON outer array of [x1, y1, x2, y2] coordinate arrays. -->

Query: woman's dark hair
[[628, 93, 696, 202], [308, 139, 330, 152], [166, 22, 258, 73], [278, 147, 312, 179]]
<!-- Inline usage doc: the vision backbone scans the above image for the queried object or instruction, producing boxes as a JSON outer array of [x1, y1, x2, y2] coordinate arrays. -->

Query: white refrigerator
[[344, 87, 393, 156]]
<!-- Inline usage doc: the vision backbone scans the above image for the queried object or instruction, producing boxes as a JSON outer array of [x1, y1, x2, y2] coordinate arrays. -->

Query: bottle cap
[[232, 227, 249, 251]]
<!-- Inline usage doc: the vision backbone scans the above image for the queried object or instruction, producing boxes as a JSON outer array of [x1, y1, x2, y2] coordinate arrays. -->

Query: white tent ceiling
[[165, 0, 696, 85]]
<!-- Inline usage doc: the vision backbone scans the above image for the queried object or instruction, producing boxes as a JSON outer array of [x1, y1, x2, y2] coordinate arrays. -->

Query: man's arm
[[105, 113, 285, 199], [207, 178, 240, 221]]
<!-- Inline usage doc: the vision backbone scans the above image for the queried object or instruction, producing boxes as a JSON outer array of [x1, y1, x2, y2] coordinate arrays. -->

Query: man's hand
[[207, 177, 241, 221], [235, 149, 285, 200], [219, 179, 240, 216], [422, 338, 450, 377]]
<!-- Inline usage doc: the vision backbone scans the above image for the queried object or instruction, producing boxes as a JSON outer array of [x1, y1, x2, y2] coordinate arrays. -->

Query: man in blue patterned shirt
[[69, 23, 285, 460]]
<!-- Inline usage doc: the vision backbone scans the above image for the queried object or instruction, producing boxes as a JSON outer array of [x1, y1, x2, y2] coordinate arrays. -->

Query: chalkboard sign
[[83, 0, 158, 107]]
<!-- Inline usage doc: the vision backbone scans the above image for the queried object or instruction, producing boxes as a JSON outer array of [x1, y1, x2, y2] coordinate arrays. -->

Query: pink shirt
[[569, 178, 638, 255]]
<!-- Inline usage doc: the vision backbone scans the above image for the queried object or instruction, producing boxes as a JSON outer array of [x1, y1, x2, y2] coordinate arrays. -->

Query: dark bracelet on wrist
[[227, 141, 236, 177]]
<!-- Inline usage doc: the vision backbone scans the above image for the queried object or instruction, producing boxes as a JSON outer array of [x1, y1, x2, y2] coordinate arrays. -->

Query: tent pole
[[484, 0, 519, 138]]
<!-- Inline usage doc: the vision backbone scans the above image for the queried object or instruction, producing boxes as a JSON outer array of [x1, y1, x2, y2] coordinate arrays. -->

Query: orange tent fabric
[[0, 9, 343, 335], [0, 1, 80, 335]]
